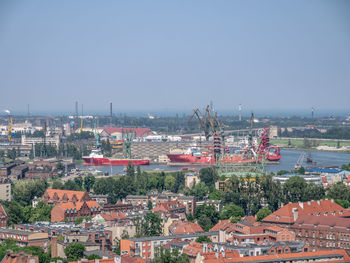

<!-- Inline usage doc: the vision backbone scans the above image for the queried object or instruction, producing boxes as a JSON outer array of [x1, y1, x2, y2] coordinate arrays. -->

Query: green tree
[[142, 212, 162, 237], [52, 180, 64, 189], [63, 180, 82, 191], [195, 236, 211, 243], [256, 207, 272, 222], [335, 199, 350, 208], [191, 182, 209, 199], [64, 242, 86, 261], [28, 201, 52, 223], [194, 204, 219, 231], [84, 174, 96, 192], [327, 182, 350, 201], [13, 180, 48, 206], [199, 167, 218, 186], [297, 166, 305, 175], [7, 148, 16, 160], [87, 254, 102, 260], [147, 200, 153, 210], [154, 248, 189, 263], [282, 176, 308, 203], [164, 175, 176, 191], [74, 176, 83, 189], [220, 204, 245, 220]]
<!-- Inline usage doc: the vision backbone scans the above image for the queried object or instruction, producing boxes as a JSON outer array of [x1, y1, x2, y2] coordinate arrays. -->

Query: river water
[[77, 149, 350, 175]]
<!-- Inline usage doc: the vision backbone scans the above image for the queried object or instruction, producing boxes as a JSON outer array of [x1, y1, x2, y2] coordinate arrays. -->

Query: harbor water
[[77, 149, 350, 175]]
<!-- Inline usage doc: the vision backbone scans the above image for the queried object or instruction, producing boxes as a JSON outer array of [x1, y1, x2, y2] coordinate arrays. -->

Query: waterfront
[[77, 149, 350, 175]]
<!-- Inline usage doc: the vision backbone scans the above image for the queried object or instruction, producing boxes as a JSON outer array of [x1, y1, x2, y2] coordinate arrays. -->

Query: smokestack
[[27, 104, 30, 117], [110, 102, 113, 126], [311, 107, 314, 119], [75, 101, 78, 118], [81, 104, 84, 117], [239, 104, 242, 121]]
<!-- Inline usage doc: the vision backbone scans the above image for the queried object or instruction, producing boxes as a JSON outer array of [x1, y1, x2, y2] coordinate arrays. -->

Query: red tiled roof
[[43, 189, 88, 202], [293, 215, 350, 231], [183, 242, 216, 257], [152, 201, 185, 213], [99, 127, 151, 138], [210, 220, 233, 232], [169, 221, 204, 234], [57, 201, 99, 211], [101, 212, 127, 221], [0, 204, 7, 217], [262, 200, 344, 224], [203, 249, 350, 262], [69, 255, 145, 263]]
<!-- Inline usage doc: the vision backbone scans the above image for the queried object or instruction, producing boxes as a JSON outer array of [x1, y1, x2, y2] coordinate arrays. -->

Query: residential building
[[291, 215, 350, 251], [1, 250, 39, 263], [0, 178, 11, 201], [121, 232, 219, 261], [0, 204, 7, 227], [262, 199, 345, 226], [0, 228, 49, 251], [51, 201, 100, 222]]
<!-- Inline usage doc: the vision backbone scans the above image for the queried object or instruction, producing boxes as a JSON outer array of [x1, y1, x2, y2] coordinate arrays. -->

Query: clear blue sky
[[0, 0, 349, 115]]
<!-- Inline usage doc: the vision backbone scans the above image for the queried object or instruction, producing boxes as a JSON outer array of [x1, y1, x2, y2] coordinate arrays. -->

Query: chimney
[[331, 199, 334, 203], [317, 200, 320, 205], [203, 243, 208, 253], [221, 251, 226, 258], [298, 202, 304, 209], [292, 207, 299, 221], [307, 201, 311, 206], [215, 252, 219, 259], [94, 259, 99, 263], [51, 236, 58, 258]]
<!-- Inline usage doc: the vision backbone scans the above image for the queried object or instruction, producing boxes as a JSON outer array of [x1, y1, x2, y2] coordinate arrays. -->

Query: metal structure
[[123, 129, 135, 159], [189, 108, 211, 141]]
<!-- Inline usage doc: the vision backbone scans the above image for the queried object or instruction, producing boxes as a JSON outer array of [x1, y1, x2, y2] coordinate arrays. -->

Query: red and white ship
[[82, 149, 149, 166], [167, 127, 281, 165]]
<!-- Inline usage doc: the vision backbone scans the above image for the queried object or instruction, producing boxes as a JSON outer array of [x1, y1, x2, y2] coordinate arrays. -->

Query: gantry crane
[[189, 108, 211, 141]]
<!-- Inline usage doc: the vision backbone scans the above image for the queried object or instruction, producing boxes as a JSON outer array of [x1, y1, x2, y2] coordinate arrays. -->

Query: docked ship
[[167, 127, 281, 165], [167, 146, 257, 166], [82, 148, 149, 166]]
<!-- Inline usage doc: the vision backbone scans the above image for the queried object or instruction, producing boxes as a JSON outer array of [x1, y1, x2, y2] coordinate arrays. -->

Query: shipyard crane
[[4, 110, 12, 141], [189, 108, 211, 141]]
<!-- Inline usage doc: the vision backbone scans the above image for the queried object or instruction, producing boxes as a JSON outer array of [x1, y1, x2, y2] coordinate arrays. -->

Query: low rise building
[[121, 231, 219, 261], [51, 201, 100, 222], [42, 189, 91, 205], [0, 228, 49, 251]]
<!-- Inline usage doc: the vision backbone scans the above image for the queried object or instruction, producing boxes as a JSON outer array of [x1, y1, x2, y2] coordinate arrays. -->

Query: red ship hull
[[167, 154, 257, 164], [82, 157, 149, 166]]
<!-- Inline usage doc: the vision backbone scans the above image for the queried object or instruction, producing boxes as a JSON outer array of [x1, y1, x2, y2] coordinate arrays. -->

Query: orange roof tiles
[[203, 249, 350, 262], [210, 220, 233, 232], [57, 200, 99, 211], [101, 212, 127, 221], [262, 199, 344, 224], [43, 189, 88, 202], [169, 221, 204, 234]]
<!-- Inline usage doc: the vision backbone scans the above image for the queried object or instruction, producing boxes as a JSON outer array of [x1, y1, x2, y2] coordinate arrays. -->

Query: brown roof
[[43, 189, 88, 202], [263, 200, 344, 224], [57, 201, 99, 211], [293, 215, 350, 231], [101, 212, 127, 221], [169, 221, 204, 234], [1, 251, 38, 263], [210, 220, 233, 232], [203, 249, 350, 262]]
